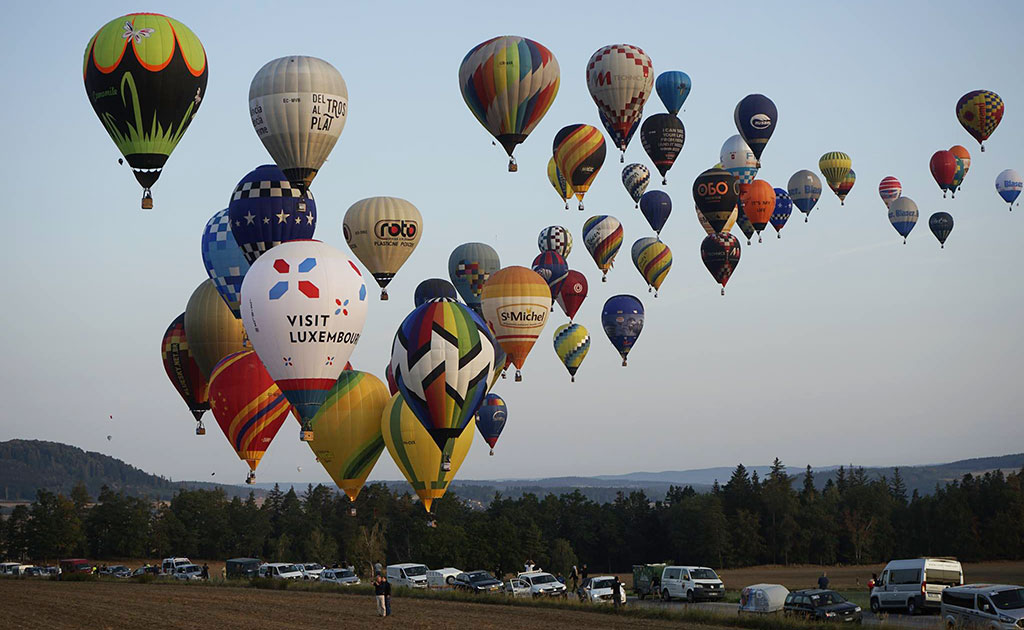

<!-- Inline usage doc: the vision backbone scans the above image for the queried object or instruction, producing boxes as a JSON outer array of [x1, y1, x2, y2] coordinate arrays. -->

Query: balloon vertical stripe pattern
[[583, 215, 624, 280], [631, 238, 672, 294], [552, 124, 607, 205]]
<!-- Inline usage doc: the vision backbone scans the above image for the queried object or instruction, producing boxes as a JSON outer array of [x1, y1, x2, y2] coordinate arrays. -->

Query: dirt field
[[0, 580, 731, 630]]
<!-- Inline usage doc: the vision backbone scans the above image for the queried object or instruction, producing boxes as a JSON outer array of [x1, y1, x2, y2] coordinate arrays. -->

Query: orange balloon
[[480, 266, 551, 382], [740, 179, 776, 240]]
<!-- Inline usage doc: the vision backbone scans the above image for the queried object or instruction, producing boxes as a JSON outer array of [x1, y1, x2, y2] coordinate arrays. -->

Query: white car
[[320, 568, 360, 585], [174, 564, 204, 581], [297, 563, 325, 580], [259, 563, 304, 580], [517, 571, 567, 597], [162, 557, 191, 575], [580, 576, 626, 604], [504, 578, 532, 598]]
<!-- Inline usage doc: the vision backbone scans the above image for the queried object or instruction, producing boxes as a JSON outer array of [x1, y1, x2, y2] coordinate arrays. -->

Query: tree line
[[3, 460, 1022, 577]]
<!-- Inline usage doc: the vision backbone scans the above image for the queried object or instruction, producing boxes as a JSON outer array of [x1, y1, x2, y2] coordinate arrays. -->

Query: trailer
[[632, 562, 672, 600]]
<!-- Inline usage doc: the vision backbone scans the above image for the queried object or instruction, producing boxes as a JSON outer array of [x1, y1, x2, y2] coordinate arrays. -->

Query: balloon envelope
[[582, 215, 624, 281], [448, 242, 500, 313], [740, 180, 776, 234], [655, 71, 691, 116], [161, 313, 210, 423], [228, 164, 317, 264], [631, 238, 672, 295], [414, 279, 458, 307], [701, 233, 742, 294], [640, 114, 685, 183], [184, 279, 248, 379], [995, 169, 1023, 206], [553, 322, 590, 382], [639, 190, 672, 234], [481, 266, 550, 379], [532, 251, 569, 303], [928, 212, 954, 248], [556, 270, 588, 321], [622, 163, 650, 206], [586, 44, 654, 154], [553, 124, 606, 208], [693, 168, 740, 233], [601, 295, 645, 366], [537, 226, 573, 259], [475, 393, 507, 452], [888, 197, 919, 241], [878, 176, 902, 208], [202, 209, 250, 319], [734, 94, 777, 161], [770, 188, 793, 236], [343, 196, 422, 298], [956, 90, 1003, 150], [788, 170, 823, 219], [547, 157, 573, 206], [720, 135, 759, 185]]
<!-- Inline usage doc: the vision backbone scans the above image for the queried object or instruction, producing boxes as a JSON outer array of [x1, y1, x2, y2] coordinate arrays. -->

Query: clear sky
[[2, 1, 1023, 487]]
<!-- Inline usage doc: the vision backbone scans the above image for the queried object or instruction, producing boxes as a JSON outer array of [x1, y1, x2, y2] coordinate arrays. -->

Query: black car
[[453, 570, 502, 593], [785, 589, 863, 623]]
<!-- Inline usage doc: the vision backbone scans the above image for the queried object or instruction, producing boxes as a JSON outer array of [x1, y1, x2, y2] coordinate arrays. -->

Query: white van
[[660, 566, 725, 602], [871, 558, 963, 614], [162, 557, 191, 575], [259, 563, 304, 580], [941, 584, 1024, 630], [426, 567, 461, 588], [0, 562, 21, 575], [387, 563, 428, 588]]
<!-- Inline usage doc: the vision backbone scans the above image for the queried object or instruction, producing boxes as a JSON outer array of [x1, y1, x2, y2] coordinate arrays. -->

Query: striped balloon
[[547, 157, 573, 209], [553, 323, 590, 382], [956, 90, 1003, 151], [582, 215, 624, 281], [308, 370, 389, 501], [459, 36, 560, 171], [888, 197, 919, 244], [834, 169, 856, 205], [391, 301, 494, 450], [631, 238, 672, 296], [622, 163, 650, 207], [481, 266, 551, 381], [819, 152, 852, 194], [929, 212, 954, 249], [553, 124, 607, 210], [878, 176, 902, 208], [208, 350, 292, 483]]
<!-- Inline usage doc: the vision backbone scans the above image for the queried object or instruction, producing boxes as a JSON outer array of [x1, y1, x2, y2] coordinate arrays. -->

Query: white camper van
[[387, 563, 428, 588], [870, 558, 963, 614], [660, 566, 725, 602]]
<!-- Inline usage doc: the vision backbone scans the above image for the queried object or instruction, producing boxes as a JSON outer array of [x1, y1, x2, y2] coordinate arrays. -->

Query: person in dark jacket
[[201, 564, 209, 580], [818, 572, 830, 589], [374, 576, 387, 616], [614, 579, 624, 610], [384, 577, 393, 616]]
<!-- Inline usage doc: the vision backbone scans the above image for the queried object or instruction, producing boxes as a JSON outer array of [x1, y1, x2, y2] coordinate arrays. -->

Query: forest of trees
[[4, 460, 1023, 577]]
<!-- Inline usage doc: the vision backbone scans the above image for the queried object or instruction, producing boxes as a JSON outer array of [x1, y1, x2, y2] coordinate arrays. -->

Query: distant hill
[[0, 440, 262, 501]]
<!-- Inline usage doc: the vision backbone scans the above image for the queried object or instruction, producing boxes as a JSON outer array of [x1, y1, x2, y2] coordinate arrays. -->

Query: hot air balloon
[[249, 56, 348, 197], [381, 393, 473, 512], [586, 44, 654, 160], [956, 90, 1004, 151], [693, 168, 740, 233], [553, 323, 590, 382], [601, 295, 644, 366], [459, 36, 560, 172], [639, 190, 672, 235], [788, 170, 823, 222], [547, 157, 573, 209], [735, 207, 755, 245], [622, 164, 650, 208], [448, 242, 500, 314], [553, 124, 607, 211], [770, 188, 793, 238], [201, 209, 250, 319], [532, 251, 569, 304], [488, 338, 508, 391], [631, 238, 672, 296], [228, 164, 317, 265], [208, 350, 292, 484], [640, 114, 685, 184], [475, 394, 507, 455], [385, 362, 399, 396], [343, 197, 422, 300], [391, 300, 494, 450], [996, 169, 1023, 209], [184, 279, 248, 379], [949, 145, 971, 195], [929, 212, 954, 249], [740, 180, 776, 242], [556, 270, 588, 321], [720, 135, 759, 185], [655, 71, 691, 116], [537, 226, 573, 259], [697, 205, 738, 235], [161, 313, 210, 434], [888, 197, 919, 244], [878, 176, 902, 208], [309, 370, 389, 500], [83, 13, 207, 209], [481, 266, 550, 382], [240, 240, 369, 441], [582, 215, 624, 281], [819, 152, 852, 204], [834, 169, 856, 205], [701, 233, 741, 295], [734, 94, 777, 165], [930, 150, 958, 198], [414, 279, 458, 307]]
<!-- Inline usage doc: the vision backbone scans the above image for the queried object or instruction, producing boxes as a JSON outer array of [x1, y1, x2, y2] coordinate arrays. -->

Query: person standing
[[569, 565, 578, 594], [614, 579, 624, 610], [201, 564, 209, 580], [374, 576, 387, 617], [818, 572, 829, 590], [581, 564, 589, 582], [384, 575, 393, 616], [868, 573, 877, 593]]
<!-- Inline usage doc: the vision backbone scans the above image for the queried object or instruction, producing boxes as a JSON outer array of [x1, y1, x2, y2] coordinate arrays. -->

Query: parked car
[[259, 563, 304, 580], [503, 578, 532, 598], [0, 562, 20, 575], [942, 584, 1024, 630], [100, 565, 132, 578], [58, 559, 92, 575], [739, 584, 790, 614], [785, 589, 862, 623], [517, 571, 567, 597], [453, 571, 502, 594], [427, 567, 462, 588], [320, 568, 360, 585], [174, 564, 204, 581], [633, 562, 671, 600], [580, 576, 626, 604], [131, 565, 161, 578], [659, 565, 725, 602], [23, 566, 49, 577], [387, 563, 428, 588], [225, 558, 261, 580], [162, 557, 192, 575], [871, 557, 964, 614], [297, 563, 325, 580]]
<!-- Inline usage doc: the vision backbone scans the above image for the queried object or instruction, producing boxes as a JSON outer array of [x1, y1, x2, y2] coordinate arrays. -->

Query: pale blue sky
[[2, 1, 1023, 486]]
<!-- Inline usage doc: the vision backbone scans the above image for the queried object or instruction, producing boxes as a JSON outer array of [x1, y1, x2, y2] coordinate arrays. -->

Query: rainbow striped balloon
[[553, 124, 607, 210], [583, 215, 623, 281]]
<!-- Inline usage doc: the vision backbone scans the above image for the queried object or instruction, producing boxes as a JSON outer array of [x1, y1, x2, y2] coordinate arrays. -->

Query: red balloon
[[556, 270, 588, 320], [930, 150, 958, 196], [160, 313, 210, 425]]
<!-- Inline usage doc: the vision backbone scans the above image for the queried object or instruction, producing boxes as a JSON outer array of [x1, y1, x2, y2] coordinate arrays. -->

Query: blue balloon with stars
[[228, 164, 317, 265], [201, 208, 251, 318]]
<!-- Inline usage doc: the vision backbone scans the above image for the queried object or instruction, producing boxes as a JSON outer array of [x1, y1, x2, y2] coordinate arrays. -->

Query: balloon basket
[[578, 202, 584, 211], [941, 244, 945, 249], [903, 238, 907, 245], [981, 144, 986, 152], [620, 154, 624, 164], [777, 233, 781, 239], [570, 375, 575, 383], [648, 287, 652, 293], [514, 370, 522, 382], [601, 275, 607, 283], [141, 189, 153, 210], [349, 507, 357, 517], [489, 449, 494, 456], [380, 289, 389, 301], [721, 287, 726, 296], [654, 291, 659, 298], [635, 203, 639, 209], [758, 235, 763, 243], [508, 157, 518, 173], [298, 199, 307, 212], [195, 425, 206, 436], [300, 429, 314, 442], [621, 359, 627, 367], [804, 216, 809, 223], [246, 471, 255, 485], [441, 458, 452, 472], [564, 202, 569, 210], [662, 177, 668, 185]]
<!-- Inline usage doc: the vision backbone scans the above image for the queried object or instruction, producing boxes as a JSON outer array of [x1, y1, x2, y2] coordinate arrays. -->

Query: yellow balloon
[[547, 157, 573, 208], [381, 393, 472, 512], [697, 205, 737, 235], [309, 371, 390, 501], [819, 151, 852, 190], [184, 279, 248, 379]]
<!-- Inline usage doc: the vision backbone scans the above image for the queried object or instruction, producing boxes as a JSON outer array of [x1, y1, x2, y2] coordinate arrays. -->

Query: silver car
[[941, 584, 1024, 630]]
